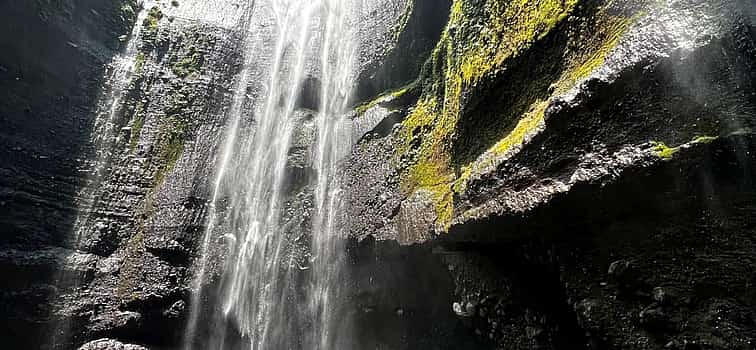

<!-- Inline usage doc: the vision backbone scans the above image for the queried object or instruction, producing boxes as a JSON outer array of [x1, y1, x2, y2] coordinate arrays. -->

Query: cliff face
[[1, 0, 755, 349], [346, 0, 756, 349], [0, 0, 138, 348]]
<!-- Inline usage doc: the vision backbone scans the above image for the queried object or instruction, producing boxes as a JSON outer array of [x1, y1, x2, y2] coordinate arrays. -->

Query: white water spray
[[183, 0, 357, 349]]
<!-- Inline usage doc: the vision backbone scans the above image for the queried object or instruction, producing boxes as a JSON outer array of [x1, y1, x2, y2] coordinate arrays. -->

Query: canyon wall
[[0, 0, 754, 349]]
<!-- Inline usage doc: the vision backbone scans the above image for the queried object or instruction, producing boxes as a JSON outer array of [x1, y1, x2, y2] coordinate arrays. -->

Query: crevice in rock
[[353, 0, 451, 105]]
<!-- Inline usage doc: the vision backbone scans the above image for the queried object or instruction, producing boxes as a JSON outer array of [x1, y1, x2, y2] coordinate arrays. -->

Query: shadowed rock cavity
[[345, 236, 493, 350], [353, 0, 452, 103], [443, 134, 756, 349]]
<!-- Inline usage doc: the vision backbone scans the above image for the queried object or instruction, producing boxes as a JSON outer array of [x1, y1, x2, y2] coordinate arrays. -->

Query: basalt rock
[[345, 0, 756, 349], [2, 0, 755, 349], [0, 0, 138, 348]]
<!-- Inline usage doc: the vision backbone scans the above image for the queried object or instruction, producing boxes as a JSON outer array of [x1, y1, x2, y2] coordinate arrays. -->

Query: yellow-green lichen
[[692, 135, 718, 144], [153, 115, 187, 186], [454, 9, 641, 192], [141, 5, 163, 44], [129, 102, 145, 152], [354, 81, 417, 116], [454, 100, 549, 193], [134, 53, 145, 75], [556, 11, 645, 93], [456, 0, 580, 85], [652, 134, 718, 160], [116, 230, 145, 301], [398, 0, 585, 229], [144, 6, 162, 31], [397, 0, 646, 231], [171, 46, 203, 78], [652, 141, 679, 159]]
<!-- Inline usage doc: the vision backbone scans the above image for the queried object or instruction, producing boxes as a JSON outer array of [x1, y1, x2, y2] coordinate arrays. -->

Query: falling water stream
[[184, 0, 357, 349], [50, 1, 156, 346], [70, 0, 156, 244]]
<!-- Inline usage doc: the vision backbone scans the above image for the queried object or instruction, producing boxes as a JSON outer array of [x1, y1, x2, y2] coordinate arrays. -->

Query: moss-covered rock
[[343, 0, 756, 348], [373, 0, 755, 234]]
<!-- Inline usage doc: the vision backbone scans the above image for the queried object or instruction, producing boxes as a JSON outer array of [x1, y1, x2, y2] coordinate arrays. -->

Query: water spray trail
[[309, 1, 357, 348], [182, 2, 257, 347], [53, 1, 157, 347], [183, 0, 357, 348], [71, 0, 156, 244]]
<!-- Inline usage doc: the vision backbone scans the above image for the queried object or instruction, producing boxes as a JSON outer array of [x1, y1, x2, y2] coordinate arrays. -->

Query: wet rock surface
[[0, 0, 138, 348], [78, 338, 148, 350], [50, 11, 247, 350], [0, 0, 755, 349], [344, 0, 756, 349]]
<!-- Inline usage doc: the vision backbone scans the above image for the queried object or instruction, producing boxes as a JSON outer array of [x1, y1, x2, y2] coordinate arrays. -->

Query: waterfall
[[49, 2, 156, 346], [309, 1, 356, 348], [71, 0, 156, 245], [184, 0, 357, 349]]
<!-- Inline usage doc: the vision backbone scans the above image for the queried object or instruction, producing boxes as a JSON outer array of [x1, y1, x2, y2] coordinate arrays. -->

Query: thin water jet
[[49, 2, 156, 347]]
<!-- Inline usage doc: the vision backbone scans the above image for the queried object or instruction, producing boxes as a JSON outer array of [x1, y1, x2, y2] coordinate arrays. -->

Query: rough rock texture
[[2, 0, 755, 349], [345, 0, 756, 349], [79, 338, 148, 350], [0, 0, 138, 348], [51, 4, 247, 349], [1, 0, 465, 349]]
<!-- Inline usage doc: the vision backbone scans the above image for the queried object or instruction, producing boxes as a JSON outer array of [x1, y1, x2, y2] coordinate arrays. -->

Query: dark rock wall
[[1, 0, 471, 349], [0, 0, 137, 348], [0, 0, 136, 247], [345, 0, 756, 349], [50, 5, 250, 348], [1, 0, 755, 349]]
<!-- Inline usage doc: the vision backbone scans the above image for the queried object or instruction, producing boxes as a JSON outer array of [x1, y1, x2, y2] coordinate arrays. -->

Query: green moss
[[144, 6, 162, 31], [153, 115, 187, 186], [455, 0, 580, 85], [354, 81, 417, 116], [454, 100, 548, 192], [171, 46, 203, 78], [134, 53, 145, 74], [454, 10, 641, 191], [692, 135, 718, 144], [652, 141, 679, 159], [116, 230, 145, 301], [129, 102, 145, 152], [556, 12, 641, 93], [652, 135, 719, 160], [141, 6, 163, 44], [398, 0, 584, 229], [397, 0, 646, 231]]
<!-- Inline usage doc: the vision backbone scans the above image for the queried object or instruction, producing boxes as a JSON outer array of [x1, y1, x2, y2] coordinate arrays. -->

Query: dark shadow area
[[0, 0, 137, 348], [436, 241, 589, 349], [446, 133, 756, 348], [345, 236, 493, 350], [353, 0, 451, 105]]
